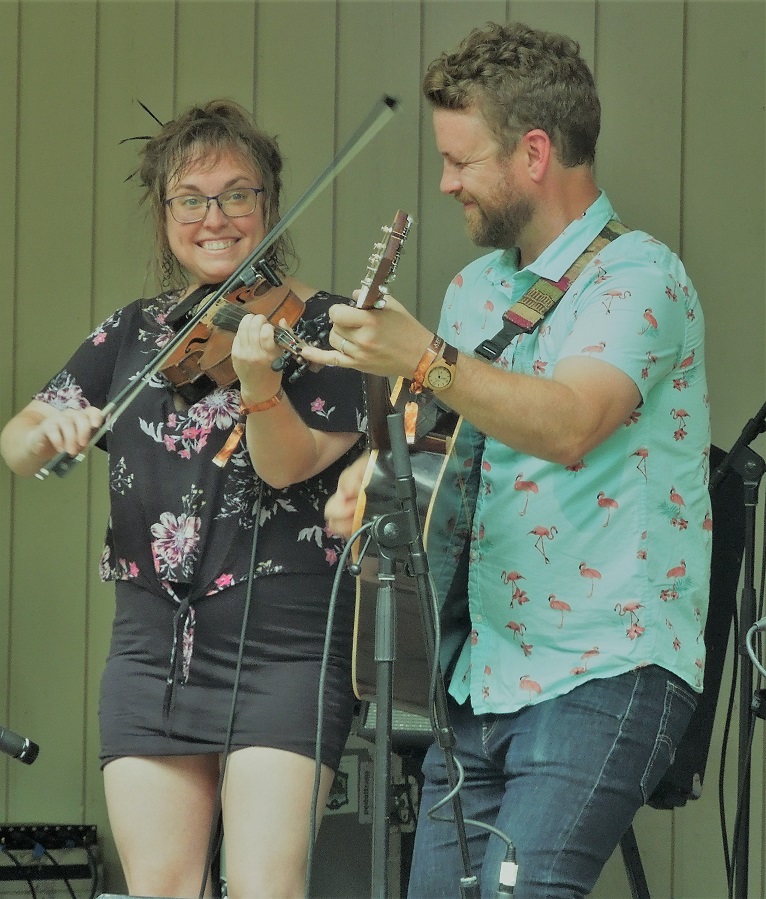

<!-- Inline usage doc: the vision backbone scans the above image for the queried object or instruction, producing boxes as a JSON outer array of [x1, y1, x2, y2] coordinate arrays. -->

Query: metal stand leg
[[619, 825, 651, 899]]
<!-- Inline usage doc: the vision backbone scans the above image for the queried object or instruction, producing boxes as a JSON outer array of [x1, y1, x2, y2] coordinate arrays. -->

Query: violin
[[160, 263, 325, 405]]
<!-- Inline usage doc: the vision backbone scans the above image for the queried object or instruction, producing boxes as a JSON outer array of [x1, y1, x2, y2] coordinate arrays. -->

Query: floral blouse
[[35, 291, 366, 602]]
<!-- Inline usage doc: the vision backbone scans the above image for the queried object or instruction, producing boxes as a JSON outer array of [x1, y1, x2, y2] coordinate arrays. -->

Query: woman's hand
[[230, 313, 285, 404], [325, 453, 369, 538], [0, 400, 105, 477]]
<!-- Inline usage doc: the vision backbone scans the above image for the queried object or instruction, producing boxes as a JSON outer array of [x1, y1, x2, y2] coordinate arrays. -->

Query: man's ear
[[521, 128, 552, 182]]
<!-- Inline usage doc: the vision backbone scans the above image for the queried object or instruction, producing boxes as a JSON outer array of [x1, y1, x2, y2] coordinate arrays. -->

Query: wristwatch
[[423, 342, 458, 391]]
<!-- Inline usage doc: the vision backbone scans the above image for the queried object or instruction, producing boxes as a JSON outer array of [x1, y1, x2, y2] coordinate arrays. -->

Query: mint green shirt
[[439, 192, 711, 714]]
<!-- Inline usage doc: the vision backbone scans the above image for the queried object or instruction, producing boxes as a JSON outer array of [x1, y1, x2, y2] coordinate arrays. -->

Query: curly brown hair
[[422, 21, 600, 167], [137, 98, 296, 291]]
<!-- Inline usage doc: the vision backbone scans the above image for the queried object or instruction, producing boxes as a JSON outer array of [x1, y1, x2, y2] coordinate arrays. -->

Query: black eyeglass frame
[[164, 186, 265, 223]]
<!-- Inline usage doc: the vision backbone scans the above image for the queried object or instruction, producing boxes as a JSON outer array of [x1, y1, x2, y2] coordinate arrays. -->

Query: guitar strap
[[474, 219, 631, 361]]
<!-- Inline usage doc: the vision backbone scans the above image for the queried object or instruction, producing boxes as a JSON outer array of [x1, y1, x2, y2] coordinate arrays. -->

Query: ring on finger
[[340, 337, 348, 355]]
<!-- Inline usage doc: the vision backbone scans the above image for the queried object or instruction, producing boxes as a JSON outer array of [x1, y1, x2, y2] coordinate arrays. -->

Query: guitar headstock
[[355, 209, 413, 309]]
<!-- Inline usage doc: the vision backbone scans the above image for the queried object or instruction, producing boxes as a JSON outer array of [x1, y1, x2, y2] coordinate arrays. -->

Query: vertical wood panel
[[11, 0, 98, 823], [596, 1, 685, 251], [0, 0, 19, 816], [176, 0, 256, 112], [680, 6, 766, 898], [335, 0, 422, 305], [254, 0, 339, 291]]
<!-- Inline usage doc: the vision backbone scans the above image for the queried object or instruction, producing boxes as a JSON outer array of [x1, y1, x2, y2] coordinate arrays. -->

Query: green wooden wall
[[1, 1, 764, 895]]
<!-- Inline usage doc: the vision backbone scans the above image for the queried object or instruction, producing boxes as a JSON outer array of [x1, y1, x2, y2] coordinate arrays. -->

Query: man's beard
[[462, 191, 534, 250]]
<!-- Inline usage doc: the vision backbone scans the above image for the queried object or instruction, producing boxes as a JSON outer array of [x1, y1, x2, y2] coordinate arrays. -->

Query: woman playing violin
[[0, 99, 365, 898]]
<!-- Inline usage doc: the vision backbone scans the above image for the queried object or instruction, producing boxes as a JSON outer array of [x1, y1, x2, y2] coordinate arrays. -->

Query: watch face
[[426, 364, 453, 389]]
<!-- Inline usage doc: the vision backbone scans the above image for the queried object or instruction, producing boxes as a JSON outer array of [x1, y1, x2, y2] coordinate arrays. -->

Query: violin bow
[[37, 95, 399, 480]]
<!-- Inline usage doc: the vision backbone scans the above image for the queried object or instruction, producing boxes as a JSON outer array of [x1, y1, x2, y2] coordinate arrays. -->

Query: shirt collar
[[486, 191, 616, 287]]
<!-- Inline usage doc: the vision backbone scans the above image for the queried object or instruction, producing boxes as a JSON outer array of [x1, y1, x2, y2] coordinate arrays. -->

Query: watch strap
[[411, 334, 445, 394]]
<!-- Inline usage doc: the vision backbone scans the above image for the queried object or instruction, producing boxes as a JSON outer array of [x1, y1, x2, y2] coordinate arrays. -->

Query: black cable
[[38, 845, 78, 899], [85, 842, 101, 899], [0, 846, 39, 899], [725, 530, 766, 898], [305, 519, 375, 898]]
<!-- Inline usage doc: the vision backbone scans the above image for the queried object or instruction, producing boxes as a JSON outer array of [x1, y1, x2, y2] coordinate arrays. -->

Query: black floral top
[[35, 291, 366, 601]]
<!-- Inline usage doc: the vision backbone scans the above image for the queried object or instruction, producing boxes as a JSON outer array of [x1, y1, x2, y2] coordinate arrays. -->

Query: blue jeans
[[407, 666, 696, 899]]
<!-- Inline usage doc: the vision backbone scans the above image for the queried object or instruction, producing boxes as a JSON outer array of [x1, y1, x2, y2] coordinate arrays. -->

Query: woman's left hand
[[231, 312, 284, 403]]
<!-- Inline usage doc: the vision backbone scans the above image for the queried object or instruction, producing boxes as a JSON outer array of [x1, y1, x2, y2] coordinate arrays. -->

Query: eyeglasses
[[164, 186, 265, 223]]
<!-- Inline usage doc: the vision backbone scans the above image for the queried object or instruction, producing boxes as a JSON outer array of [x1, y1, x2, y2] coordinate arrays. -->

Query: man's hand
[[299, 293, 433, 379]]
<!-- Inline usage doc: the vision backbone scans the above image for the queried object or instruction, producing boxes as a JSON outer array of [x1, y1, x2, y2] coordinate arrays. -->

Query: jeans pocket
[[640, 676, 697, 802]]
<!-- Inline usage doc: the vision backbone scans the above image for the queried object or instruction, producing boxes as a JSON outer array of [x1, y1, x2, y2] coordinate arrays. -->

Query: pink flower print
[[92, 331, 107, 345], [163, 434, 178, 452], [311, 397, 335, 420], [215, 573, 234, 589], [626, 623, 645, 640], [324, 547, 338, 565], [452, 273, 463, 288], [470, 629, 479, 645], [150, 511, 201, 573], [482, 299, 495, 327], [520, 641, 533, 657], [129, 562, 140, 577]]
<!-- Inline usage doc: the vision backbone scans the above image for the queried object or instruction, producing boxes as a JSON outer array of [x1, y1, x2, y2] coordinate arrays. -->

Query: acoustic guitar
[[349, 212, 481, 716]]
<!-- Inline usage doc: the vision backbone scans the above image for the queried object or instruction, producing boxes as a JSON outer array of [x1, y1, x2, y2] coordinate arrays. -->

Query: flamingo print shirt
[[33, 291, 365, 604], [440, 191, 711, 715]]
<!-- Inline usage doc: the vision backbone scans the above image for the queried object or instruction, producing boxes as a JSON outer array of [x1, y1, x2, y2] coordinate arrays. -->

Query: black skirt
[[99, 574, 356, 771]]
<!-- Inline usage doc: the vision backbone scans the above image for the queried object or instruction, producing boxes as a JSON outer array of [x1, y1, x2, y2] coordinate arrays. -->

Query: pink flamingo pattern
[[500, 570, 529, 606], [432, 199, 710, 717], [548, 594, 571, 628], [519, 675, 542, 701], [514, 473, 539, 515], [528, 525, 557, 563], [596, 491, 618, 526], [579, 562, 602, 597]]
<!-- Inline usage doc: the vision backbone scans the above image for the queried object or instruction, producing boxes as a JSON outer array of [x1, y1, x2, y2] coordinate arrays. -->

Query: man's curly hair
[[423, 21, 600, 167]]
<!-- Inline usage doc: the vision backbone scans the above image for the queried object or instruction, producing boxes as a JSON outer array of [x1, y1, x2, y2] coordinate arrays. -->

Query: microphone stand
[[710, 406, 766, 899], [363, 411, 477, 899]]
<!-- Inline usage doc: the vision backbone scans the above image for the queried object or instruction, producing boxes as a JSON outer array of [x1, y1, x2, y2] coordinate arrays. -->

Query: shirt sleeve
[[556, 240, 692, 400], [33, 304, 133, 411]]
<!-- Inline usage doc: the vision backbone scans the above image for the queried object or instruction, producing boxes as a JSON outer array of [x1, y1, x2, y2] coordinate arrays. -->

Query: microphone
[[0, 726, 40, 765]]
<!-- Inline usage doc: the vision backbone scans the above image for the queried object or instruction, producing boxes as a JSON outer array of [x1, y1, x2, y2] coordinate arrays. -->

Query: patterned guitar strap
[[474, 219, 631, 361]]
